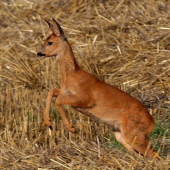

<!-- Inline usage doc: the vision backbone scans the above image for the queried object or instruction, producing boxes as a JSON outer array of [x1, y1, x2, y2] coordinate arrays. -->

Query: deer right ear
[[45, 19, 66, 39], [52, 18, 65, 38]]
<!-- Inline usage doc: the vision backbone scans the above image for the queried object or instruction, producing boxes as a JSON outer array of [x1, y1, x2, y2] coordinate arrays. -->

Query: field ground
[[0, 0, 170, 169]]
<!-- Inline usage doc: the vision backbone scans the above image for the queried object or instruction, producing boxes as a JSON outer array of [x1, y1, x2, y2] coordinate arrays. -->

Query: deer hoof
[[44, 119, 52, 128], [49, 125, 53, 130], [66, 124, 76, 133], [68, 126, 76, 133]]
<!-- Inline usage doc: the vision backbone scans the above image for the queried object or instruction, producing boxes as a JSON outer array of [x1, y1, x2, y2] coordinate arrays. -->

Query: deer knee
[[55, 97, 62, 107], [48, 88, 54, 95], [48, 88, 60, 97]]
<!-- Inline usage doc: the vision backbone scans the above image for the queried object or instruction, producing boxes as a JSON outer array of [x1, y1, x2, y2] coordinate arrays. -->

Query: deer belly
[[74, 106, 121, 131]]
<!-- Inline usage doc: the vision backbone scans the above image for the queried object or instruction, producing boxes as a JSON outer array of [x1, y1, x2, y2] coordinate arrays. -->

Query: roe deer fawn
[[37, 18, 158, 158]]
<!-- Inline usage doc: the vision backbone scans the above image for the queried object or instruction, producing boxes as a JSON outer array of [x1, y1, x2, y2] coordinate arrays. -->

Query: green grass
[[103, 133, 123, 150], [149, 112, 170, 156]]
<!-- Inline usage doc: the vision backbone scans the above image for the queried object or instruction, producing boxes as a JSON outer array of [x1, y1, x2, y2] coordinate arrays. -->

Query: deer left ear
[[52, 18, 65, 38], [45, 19, 54, 33]]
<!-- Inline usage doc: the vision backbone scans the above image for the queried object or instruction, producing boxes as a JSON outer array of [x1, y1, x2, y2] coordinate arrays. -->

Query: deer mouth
[[37, 52, 46, 58]]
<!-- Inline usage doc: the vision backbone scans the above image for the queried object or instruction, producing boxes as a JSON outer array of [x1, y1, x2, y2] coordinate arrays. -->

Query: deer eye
[[47, 42, 53, 46]]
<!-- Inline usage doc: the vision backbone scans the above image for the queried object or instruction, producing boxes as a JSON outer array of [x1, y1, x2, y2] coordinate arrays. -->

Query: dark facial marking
[[46, 35, 52, 41], [63, 37, 67, 41]]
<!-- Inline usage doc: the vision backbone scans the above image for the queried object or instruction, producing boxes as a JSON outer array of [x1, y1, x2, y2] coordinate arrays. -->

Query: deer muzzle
[[37, 52, 46, 58]]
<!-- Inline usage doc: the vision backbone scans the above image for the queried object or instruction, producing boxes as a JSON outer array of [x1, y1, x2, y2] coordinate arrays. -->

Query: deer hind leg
[[126, 135, 158, 158], [44, 88, 60, 129], [121, 119, 158, 158], [115, 131, 158, 158], [114, 131, 135, 153]]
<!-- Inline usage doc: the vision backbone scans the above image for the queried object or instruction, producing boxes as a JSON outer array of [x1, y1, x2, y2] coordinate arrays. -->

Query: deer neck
[[57, 44, 80, 87]]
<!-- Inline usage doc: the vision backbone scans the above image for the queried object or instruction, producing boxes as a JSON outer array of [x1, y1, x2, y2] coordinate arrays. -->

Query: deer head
[[37, 19, 67, 58]]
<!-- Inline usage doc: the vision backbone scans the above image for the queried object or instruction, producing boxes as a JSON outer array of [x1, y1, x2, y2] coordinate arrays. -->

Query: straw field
[[0, 0, 170, 169]]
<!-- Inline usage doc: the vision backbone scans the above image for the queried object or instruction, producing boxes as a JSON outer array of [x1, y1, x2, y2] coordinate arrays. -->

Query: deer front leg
[[44, 88, 60, 129], [56, 104, 76, 133], [56, 94, 95, 133]]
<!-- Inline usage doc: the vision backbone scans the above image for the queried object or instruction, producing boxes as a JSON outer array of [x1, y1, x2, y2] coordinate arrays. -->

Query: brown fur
[[37, 18, 158, 158]]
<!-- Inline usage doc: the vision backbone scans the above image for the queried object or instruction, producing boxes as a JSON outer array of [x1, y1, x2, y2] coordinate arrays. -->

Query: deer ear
[[51, 18, 65, 38], [45, 19, 54, 33]]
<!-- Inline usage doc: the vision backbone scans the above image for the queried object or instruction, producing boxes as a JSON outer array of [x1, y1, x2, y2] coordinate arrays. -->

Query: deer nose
[[37, 52, 46, 58]]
